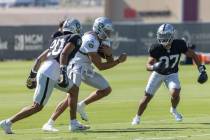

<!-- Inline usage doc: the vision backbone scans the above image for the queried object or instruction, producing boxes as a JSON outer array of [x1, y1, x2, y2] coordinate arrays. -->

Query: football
[[98, 45, 110, 59], [98, 40, 111, 59]]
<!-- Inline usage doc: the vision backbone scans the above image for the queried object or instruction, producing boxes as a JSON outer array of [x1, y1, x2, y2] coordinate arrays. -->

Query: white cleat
[[0, 120, 13, 134], [70, 121, 90, 131], [77, 102, 88, 121], [170, 107, 183, 122], [42, 123, 59, 132], [131, 116, 140, 125]]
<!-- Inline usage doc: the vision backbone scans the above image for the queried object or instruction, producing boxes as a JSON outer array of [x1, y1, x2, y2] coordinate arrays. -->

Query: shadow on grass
[[85, 127, 181, 133], [178, 122, 210, 125], [145, 122, 210, 126]]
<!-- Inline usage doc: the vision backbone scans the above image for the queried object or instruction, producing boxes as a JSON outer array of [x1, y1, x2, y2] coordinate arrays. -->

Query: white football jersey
[[70, 32, 100, 64]]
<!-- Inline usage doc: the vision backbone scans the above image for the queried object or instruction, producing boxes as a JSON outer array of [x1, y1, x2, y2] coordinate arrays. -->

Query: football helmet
[[93, 17, 114, 40], [157, 23, 175, 49], [62, 18, 82, 34]]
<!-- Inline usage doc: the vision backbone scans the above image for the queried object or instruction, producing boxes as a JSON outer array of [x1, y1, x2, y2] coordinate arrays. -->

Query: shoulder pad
[[149, 43, 159, 52]]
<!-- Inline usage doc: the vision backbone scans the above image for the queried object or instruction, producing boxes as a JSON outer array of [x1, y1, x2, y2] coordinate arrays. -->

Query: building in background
[[1, 0, 210, 26], [105, 0, 210, 23], [0, 0, 104, 25]]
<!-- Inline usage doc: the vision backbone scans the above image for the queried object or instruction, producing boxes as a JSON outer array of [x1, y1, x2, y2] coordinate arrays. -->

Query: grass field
[[0, 57, 210, 140]]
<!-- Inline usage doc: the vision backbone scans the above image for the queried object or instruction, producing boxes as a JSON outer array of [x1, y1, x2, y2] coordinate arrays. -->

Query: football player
[[0, 18, 88, 134], [131, 23, 208, 125], [41, 17, 127, 132]]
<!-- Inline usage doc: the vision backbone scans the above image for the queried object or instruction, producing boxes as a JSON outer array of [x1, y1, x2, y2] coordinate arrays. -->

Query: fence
[[0, 23, 210, 59]]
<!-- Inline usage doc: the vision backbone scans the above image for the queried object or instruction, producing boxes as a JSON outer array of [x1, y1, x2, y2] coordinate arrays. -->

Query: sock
[[71, 119, 78, 125], [135, 114, 140, 119], [171, 107, 177, 113], [47, 118, 54, 125], [6, 119, 12, 126], [79, 101, 86, 107]]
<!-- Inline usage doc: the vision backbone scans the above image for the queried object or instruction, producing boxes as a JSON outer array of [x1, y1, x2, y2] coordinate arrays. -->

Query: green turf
[[0, 57, 210, 140]]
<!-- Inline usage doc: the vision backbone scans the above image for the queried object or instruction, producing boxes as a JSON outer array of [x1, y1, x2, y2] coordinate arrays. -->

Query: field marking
[[134, 133, 210, 140], [13, 119, 182, 132], [15, 115, 210, 132]]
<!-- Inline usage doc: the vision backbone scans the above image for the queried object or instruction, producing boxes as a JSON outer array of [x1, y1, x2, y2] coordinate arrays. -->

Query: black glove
[[152, 61, 166, 73], [26, 70, 37, 89], [58, 65, 69, 88], [197, 65, 208, 84]]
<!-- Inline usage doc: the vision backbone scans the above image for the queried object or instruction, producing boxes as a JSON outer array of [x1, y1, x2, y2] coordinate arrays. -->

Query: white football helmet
[[93, 17, 114, 40], [157, 23, 175, 49], [62, 18, 82, 34]]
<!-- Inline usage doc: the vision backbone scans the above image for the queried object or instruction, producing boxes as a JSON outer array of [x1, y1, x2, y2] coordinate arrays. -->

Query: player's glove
[[197, 65, 208, 84], [26, 70, 37, 89], [152, 61, 166, 73], [58, 65, 69, 88]]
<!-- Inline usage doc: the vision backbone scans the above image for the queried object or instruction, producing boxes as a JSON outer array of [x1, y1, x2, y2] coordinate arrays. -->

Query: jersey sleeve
[[67, 34, 82, 48], [82, 36, 99, 53], [148, 44, 158, 58], [179, 40, 188, 53]]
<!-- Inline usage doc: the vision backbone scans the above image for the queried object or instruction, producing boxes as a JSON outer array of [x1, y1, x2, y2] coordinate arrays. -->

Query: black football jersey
[[149, 39, 188, 75], [47, 33, 82, 63]]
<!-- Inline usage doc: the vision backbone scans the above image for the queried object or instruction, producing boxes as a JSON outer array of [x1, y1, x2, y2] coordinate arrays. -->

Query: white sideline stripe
[[134, 133, 210, 140]]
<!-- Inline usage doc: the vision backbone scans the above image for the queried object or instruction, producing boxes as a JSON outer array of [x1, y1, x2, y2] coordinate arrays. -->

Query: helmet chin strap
[[162, 42, 172, 50]]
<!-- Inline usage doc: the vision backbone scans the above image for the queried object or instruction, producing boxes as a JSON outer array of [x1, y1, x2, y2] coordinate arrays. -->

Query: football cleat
[[77, 102, 88, 121], [170, 107, 183, 122], [42, 123, 59, 132], [131, 115, 140, 125], [0, 120, 13, 134], [70, 120, 90, 131]]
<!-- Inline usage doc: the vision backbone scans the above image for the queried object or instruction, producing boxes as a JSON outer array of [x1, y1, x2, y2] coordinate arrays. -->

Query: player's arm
[[88, 52, 127, 71], [60, 34, 81, 65], [146, 56, 166, 72], [105, 55, 114, 62], [58, 42, 75, 88], [26, 49, 49, 89], [185, 48, 201, 66], [32, 49, 49, 72], [60, 42, 75, 66], [146, 56, 156, 71], [185, 48, 208, 84]]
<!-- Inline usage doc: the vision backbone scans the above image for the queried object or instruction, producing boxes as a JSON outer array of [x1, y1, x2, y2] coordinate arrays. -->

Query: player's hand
[[26, 70, 37, 89], [118, 53, 127, 63], [152, 61, 166, 73], [58, 65, 69, 88], [197, 65, 208, 84]]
